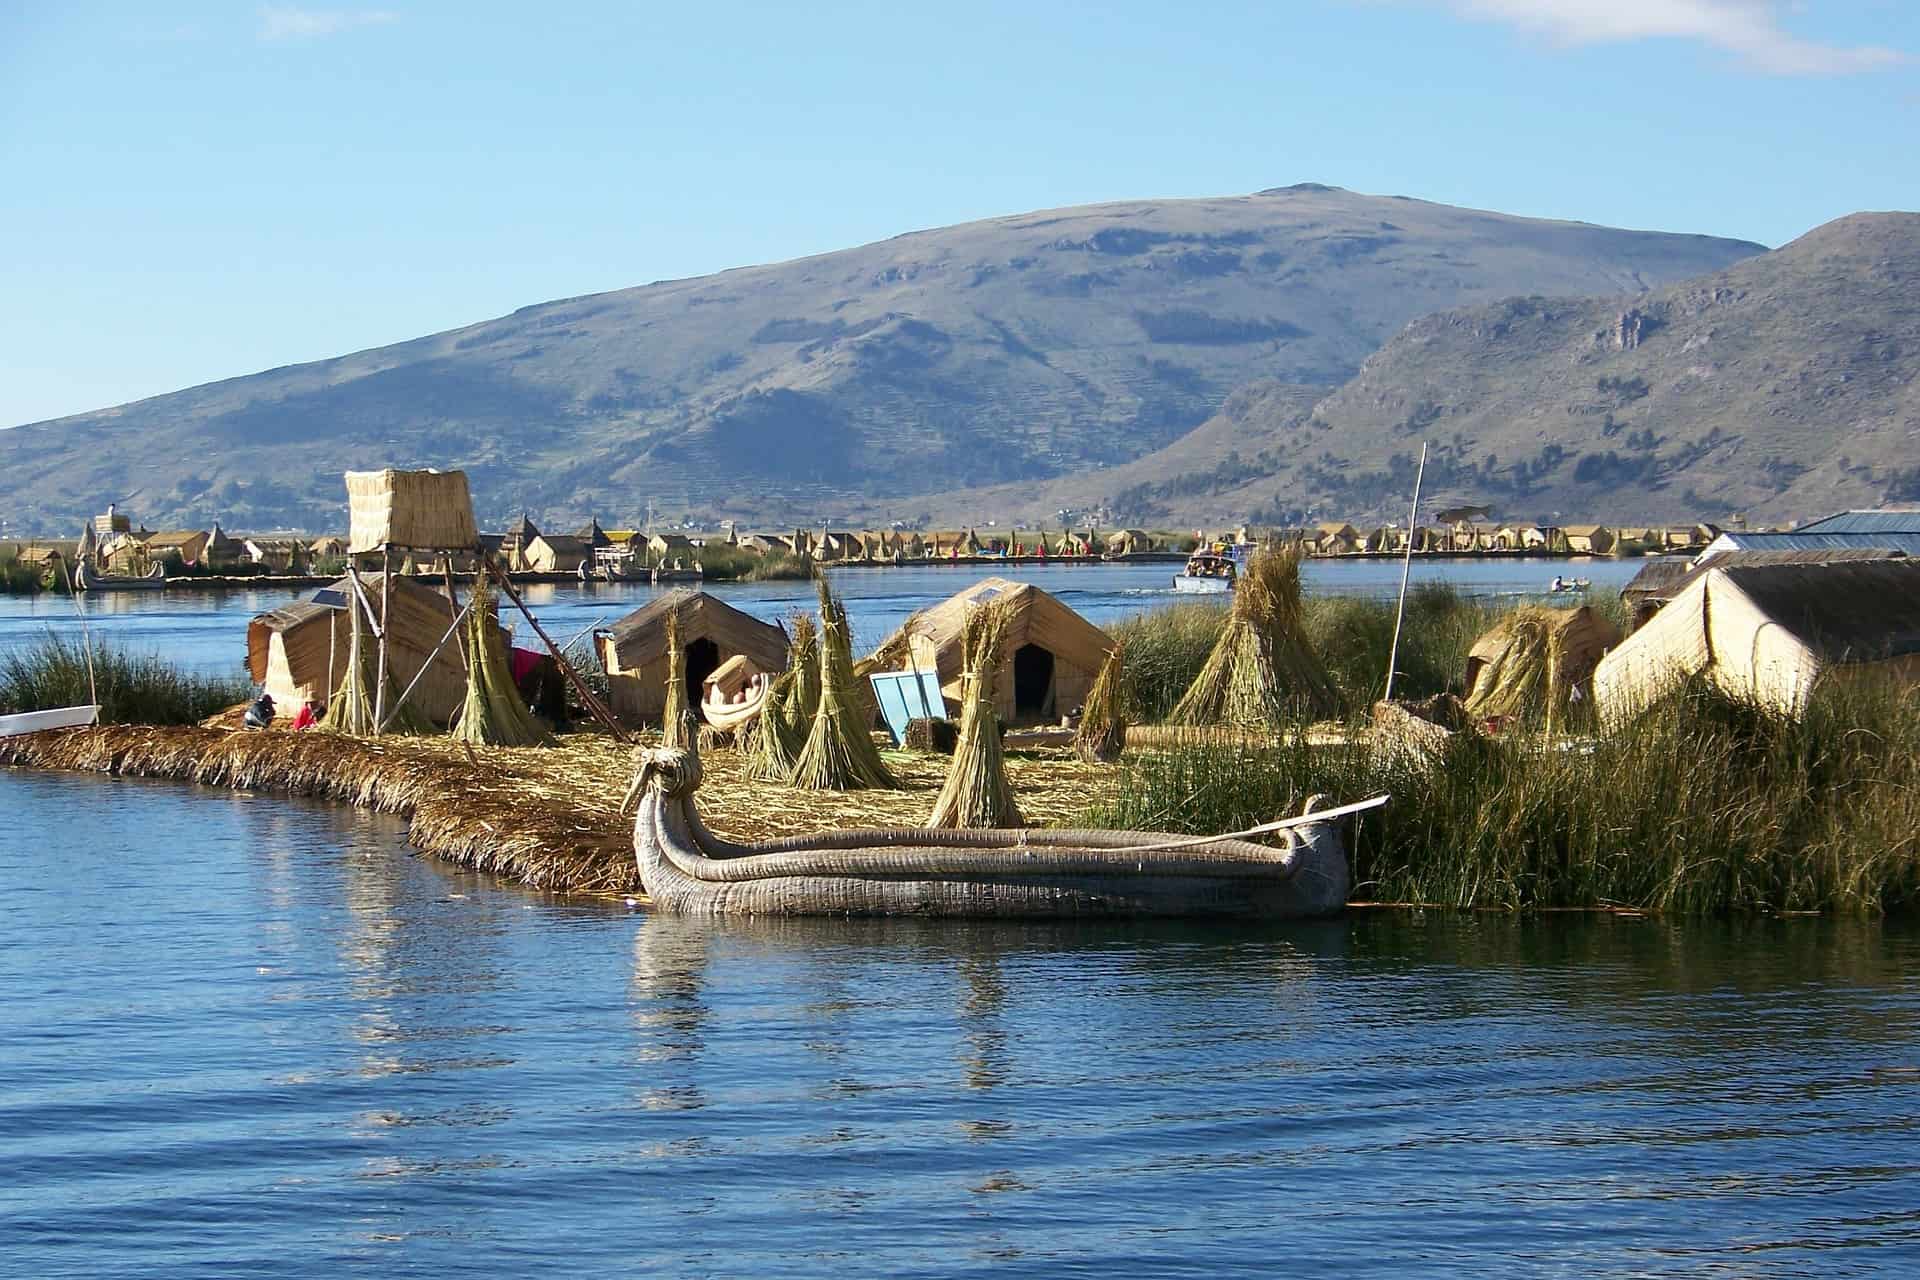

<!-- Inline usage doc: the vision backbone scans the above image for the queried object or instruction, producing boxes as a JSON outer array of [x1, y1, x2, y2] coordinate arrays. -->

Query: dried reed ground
[[0, 723, 1121, 897]]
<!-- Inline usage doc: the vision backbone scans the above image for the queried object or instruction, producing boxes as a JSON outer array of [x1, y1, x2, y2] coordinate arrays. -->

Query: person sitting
[[1550, 575, 1566, 592], [242, 692, 276, 730], [290, 697, 323, 731]]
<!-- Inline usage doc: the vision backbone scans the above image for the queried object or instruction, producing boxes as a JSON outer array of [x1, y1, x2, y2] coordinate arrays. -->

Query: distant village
[[0, 500, 1817, 589]]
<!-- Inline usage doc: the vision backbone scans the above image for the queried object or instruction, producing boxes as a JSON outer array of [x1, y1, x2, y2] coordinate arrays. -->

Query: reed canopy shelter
[[1460, 605, 1620, 723], [595, 590, 789, 725], [247, 573, 506, 726], [1593, 559, 1920, 722], [873, 578, 1113, 726]]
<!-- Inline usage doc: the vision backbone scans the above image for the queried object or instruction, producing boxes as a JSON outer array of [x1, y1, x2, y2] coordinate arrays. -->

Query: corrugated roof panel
[[1793, 509, 1920, 534]]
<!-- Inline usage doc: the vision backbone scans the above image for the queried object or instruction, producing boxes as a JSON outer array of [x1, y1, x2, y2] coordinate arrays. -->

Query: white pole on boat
[[373, 545, 392, 733], [1383, 441, 1428, 704], [60, 560, 100, 711]]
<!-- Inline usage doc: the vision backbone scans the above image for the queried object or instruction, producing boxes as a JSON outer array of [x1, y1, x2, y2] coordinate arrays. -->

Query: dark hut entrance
[[686, 637, 722, 711], [1012, 643, 1054, 722]]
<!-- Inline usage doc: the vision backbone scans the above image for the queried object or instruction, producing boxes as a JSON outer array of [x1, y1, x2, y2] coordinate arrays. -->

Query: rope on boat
[[1085, 793, 1390, 856]]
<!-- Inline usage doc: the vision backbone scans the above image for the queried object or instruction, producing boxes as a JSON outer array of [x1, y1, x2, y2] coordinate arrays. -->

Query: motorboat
[[1173, 550, 1239, 594]]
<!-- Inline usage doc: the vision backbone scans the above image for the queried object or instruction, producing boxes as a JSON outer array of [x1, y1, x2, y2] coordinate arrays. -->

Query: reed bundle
[[744, 612, 815, 781], [321, 592, 431, 736], [450, 577, 551, 748], [1461, 607, 1563, 724], [1074, 643, 1128, 764], [660, 610, 693, 751], [929, 598, 1021, 826], [790, 577, 897, 791], [1170, 543, 1338, 730]]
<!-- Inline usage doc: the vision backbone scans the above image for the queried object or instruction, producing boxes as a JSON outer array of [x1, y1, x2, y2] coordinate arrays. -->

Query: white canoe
[[0, 705, 100, 738], [1171, 573, 1232, 594]]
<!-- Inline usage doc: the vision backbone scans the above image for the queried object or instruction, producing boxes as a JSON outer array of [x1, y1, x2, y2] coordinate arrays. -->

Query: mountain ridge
[[0, 185, 1764, 532]]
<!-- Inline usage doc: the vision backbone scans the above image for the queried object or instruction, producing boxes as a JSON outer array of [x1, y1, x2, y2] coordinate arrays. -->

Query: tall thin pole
[[1383, 442, 1429, 704], [374, 545, 392, 732]]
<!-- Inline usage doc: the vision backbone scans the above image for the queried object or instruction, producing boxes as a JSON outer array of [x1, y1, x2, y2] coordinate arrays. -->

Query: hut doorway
[[685, 637, 722, 703], [1012, 643, 1055, 721]]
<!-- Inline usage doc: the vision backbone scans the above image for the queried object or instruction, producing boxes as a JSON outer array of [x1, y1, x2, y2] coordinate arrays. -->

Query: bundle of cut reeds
[[790, 577, 896, 790], [660, 610, 694, 750], [321, 590, 432, 736], [928, 598, 1022, 827], [744, 613, 815, 781], [1170, 543, 1338, 730], [451, 577, 551, 748], [1462, 606, 1565, 725], [1074, 643, 1127, 764]]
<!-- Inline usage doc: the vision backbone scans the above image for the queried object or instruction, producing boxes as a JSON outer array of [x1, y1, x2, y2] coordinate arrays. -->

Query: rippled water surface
[[4, 770, 1917, 1277]]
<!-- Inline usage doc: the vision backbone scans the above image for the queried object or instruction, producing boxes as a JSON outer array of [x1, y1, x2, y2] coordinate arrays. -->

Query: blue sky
[[2, 1, 1915, 427]]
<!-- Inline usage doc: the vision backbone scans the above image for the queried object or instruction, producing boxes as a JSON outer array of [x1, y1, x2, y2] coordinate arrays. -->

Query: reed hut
[[146, 529, 211, 566], [345, 469, 478, 556], [246, 573, 501, 726], [1461, 605, 1620, 724], [871, 578, 1113, 726], [523, 533, 588, 574], [1594, 560, 1920, 722], [1314, 522, 1361, 555], [595, 590, 788, 725], [500, 516, 540, 570], [1561, 524, 1615, 555], [1105, 529, 1150, 557], [309, 535, 348, 561]]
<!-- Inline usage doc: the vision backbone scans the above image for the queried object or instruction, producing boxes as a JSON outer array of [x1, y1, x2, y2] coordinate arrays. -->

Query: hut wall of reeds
[[873, 578, 1113, 726], [523, 533, 588, 573], [595, 590, 788, 725], [246, 573, 502, 725], [1594, 560, 1920, 722], [345, 469, 478, 554], [1460, 604, 1620, 722]]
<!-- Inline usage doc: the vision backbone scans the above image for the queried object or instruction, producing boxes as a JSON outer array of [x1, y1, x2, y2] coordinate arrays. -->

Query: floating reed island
[[8, 468, 1918, 915]]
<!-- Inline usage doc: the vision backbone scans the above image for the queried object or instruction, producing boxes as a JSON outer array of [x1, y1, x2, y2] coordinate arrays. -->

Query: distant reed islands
[[3, 469, 1916, 917]]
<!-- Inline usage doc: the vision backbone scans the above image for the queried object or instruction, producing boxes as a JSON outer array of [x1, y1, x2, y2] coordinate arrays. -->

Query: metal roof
[[1703, 530, 1920, 558], [1793, 508, 1920, 535]]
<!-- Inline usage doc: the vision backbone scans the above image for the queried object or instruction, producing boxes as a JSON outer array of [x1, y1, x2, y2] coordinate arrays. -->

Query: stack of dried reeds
[[928, 598, 1021, 827], [790, 577, 896, 791], [1074, 643, 1127, 764], [1462, 606, 1565, 725], [744, 613, 815, 781], [1170, 543, 1338, 731], [451, 577, 550, 748]]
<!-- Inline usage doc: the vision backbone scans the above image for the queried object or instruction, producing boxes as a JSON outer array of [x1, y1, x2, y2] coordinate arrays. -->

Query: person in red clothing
[[289, 697, 323, 731]]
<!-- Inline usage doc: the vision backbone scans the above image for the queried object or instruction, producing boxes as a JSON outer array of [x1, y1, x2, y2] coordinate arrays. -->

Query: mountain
[[0, 185, 1762, 532], [969, 213, 1919, 530]]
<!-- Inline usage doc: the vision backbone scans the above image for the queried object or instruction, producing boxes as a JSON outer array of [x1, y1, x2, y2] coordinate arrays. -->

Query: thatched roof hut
[[1104, 529, 1150, 556], [146, 529, 210, 564], [523, 533, 587, 573], [1595, 560, 1920, 721], [246, 573, 502, 726], [1561, 524, 1615, 554], [871, 578, 1113, 725], [1462, 605, 1620, 723], [595, 590, 789, 725]]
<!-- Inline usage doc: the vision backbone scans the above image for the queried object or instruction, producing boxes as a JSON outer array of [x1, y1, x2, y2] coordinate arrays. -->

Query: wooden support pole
[[442, 564, 470, 673], [484, 555, 628, 742], [1383, 442, 1428, 705], [374, 545, 392, 732]]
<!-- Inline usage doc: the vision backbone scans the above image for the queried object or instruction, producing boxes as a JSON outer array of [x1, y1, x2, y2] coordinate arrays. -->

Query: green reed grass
[[1, 634, 253, 726], [1085, 676, 1920, 915]]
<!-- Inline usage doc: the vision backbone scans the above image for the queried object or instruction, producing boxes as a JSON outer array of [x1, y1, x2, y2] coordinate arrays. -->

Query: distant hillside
[[0, 185, 1761, 532], [981, 213, 1918, 529]]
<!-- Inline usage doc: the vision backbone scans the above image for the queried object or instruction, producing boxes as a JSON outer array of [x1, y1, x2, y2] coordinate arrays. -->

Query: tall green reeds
[[1087, 676, 1920, 915], [0, 634, 251, 726]]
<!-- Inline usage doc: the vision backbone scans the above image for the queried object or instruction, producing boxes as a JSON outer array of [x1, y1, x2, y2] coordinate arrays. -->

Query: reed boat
[[699, 667, 772, 733], [628, 746, 1370, 918], [0, 705, 100, 738], [74, 562, 165, 591]]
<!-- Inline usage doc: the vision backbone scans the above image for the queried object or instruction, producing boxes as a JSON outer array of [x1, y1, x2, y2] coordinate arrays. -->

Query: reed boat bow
[[628, 747, 1357, 918]]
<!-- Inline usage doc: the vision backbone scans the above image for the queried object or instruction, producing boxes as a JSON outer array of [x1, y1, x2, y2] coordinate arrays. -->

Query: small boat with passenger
[[1173, 547, 1242, 594]]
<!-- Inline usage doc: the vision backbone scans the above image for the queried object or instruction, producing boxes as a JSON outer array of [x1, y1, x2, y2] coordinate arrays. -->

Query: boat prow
[[628, 746, 1365, 919], [0, 705, 101, 738]]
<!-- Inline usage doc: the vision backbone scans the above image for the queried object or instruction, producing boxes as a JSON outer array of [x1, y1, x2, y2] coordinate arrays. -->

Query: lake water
[[4, 769, 1917, 1276], [0, 557, 1645, 677]]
